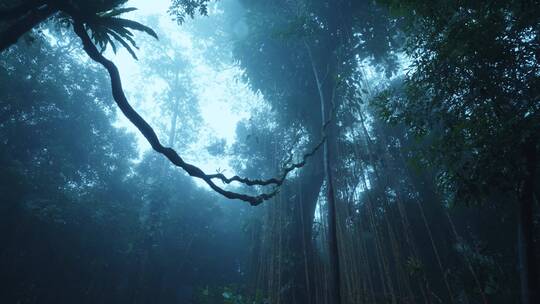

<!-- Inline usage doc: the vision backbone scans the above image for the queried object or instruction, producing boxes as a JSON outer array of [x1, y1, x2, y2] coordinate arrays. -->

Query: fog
[[1, 0, 539, 303]]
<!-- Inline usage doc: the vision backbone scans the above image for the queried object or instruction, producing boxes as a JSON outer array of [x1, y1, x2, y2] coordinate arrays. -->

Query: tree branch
[[72, 20, 323, 206], [0, 0, 46, 19], [207, 132, 326, 186], [0, 4, 57, 52]]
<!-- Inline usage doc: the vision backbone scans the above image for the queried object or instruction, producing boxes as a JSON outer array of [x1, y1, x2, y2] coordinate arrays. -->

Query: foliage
[[1, 0, 539, 303], [0, 27, 249, 303], [373, 0, 540, 204], [169, 0, 212, 24], [81, 6, 158, 60], [194, 285, 265, 304]]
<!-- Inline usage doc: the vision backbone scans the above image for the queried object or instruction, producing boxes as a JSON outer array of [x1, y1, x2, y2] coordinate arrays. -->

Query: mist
[[1, 0, 539, 303]]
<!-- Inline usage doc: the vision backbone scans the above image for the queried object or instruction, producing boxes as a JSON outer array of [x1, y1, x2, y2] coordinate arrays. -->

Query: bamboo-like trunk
[[518, 138, 539, 304], [304, 39, 341, 304]]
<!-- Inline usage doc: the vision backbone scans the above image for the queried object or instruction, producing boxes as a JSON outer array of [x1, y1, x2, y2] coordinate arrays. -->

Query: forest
[[0, 0, 539, 303]]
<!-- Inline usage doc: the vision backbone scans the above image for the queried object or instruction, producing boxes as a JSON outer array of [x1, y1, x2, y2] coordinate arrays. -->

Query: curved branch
[[73, 20, 322, 206], [208, 97, 333, 186], [206, 136, 326, 186]]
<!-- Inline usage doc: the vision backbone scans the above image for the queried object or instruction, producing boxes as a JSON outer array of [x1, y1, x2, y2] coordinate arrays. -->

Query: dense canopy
[[1, 0, 539, 303]]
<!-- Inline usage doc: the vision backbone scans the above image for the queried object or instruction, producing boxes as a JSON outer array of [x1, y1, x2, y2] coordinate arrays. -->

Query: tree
[[0, 29, 252, 302], [0, 0, 323, 205], [375, 1, 540, 302], [230, 0, 401, 302]]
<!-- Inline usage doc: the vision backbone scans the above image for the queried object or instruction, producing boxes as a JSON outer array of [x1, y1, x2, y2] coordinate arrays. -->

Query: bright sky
[[107, 0, 262, 179]]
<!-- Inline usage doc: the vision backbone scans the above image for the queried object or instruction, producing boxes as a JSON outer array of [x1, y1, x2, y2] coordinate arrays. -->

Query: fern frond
[[108, 18, 158, 39], [82, 5, 158, 59], [99, 7, 138, 18], [106, 29, 139, 60]]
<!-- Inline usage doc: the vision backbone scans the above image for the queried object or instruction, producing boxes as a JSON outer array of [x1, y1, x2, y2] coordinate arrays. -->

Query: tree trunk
[[168, 70, 181, 147], [325, 151, 341, 304], [286, 152, 324, 304], [304, 39, 341, 304], [168, 99, 179, 147], [518, 138, 539, 304], [322, 94, 341, 304]]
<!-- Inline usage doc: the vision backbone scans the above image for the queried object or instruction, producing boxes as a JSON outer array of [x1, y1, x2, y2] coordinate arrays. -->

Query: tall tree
[[0, 0, 321, 205], [375, 1, 540, 302]]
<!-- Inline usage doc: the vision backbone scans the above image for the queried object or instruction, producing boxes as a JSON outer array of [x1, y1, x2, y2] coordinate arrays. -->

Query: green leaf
[[83, 5, 158, 59], [106, 29, 139, 60], [107, 24, 138, 48], [105, 34, 118, 54], [99, 7, 138, 18], [222, 291, 232, 299], [109, 18, 158, 40]]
